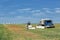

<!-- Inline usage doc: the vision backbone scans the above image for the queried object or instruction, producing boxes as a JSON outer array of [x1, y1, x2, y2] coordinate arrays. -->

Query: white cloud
[[43, 8, 54, 14], [16, 8, 32, 14], [8, 8, 55, 18], [17, 8, 32, 12], [20, 8, 32, 11], [46, 10, 53, 13], [55, 10, 60, 13], [16, 16, 32, 20], [31, 10, 40, 13], [55, 8, 60, 10], [32, 12, 46, 16], [0, 8, 60, 24], [55, 8, 60, 13], [0, 16, 33, 24]]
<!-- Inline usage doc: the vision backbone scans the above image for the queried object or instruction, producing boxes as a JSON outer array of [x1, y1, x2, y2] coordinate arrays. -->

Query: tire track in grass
[[3, 24, 41, 40]]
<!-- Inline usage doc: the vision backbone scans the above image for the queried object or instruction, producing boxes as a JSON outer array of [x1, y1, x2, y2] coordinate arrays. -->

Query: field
[[0, 24, 60, 40]]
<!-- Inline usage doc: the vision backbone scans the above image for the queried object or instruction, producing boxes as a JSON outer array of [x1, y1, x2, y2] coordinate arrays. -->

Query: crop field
[[0, 24, 60, 40]]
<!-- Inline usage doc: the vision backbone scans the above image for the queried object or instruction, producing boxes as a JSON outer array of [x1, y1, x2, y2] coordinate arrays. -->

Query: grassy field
[[0, 24, 60, 40]]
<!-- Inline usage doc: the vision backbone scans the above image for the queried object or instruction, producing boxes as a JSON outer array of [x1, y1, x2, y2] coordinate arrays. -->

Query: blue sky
[[0, 0, 60, 24]]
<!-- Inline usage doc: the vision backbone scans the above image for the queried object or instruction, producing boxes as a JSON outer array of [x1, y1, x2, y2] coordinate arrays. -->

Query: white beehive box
[[36, 26, 45, 29], [28, 25, 35, 29], [28, 27, 35, 29]]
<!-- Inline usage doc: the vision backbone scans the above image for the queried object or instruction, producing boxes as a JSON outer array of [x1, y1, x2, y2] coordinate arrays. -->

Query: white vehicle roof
[[41, 18, 51, 21]]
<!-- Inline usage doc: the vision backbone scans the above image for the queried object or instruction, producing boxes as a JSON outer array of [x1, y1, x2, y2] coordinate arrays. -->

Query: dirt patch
[[3, 24, 41, 39]]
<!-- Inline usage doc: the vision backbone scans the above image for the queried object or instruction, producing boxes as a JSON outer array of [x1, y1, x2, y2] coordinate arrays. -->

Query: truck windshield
[[45, 20, 52, 26]]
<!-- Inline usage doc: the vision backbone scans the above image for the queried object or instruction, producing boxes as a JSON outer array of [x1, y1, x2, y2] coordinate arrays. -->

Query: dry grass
[[3, 24, 41, 40], [0, 24, 60, 40]]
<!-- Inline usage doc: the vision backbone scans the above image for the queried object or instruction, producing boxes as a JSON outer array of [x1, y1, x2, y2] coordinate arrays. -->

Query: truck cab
[[40, 19, 55, 28]]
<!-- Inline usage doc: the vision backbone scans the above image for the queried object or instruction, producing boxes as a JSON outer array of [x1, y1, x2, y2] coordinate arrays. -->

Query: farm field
[[0, 24, 60, 40]]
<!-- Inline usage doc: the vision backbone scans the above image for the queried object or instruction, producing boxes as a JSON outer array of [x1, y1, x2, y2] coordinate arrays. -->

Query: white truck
[[36, 19, 55, 29]]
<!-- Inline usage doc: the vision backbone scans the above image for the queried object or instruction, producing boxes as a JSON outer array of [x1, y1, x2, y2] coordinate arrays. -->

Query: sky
[[0, 0, 60, 24]]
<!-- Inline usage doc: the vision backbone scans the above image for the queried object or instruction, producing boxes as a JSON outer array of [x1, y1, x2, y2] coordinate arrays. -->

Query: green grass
[[28, 24, 60, 40], [0, 24, 10, 40], [0, 24, 60, 40], [0, 24, 22, 40]]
